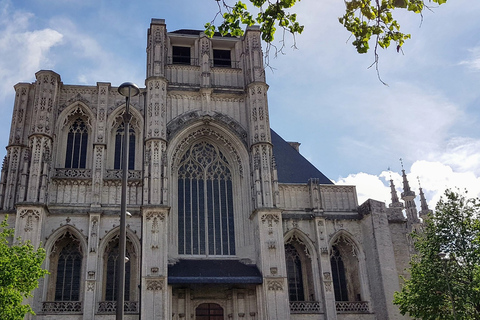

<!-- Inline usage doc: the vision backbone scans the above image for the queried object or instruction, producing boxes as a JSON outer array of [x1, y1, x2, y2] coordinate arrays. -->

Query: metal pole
[[116, 87, 132, 320]]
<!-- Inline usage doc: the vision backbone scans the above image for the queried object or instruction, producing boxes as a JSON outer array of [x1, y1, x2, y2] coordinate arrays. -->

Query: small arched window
[[48, 232, 83, 302], [285, 236, 315, 302], [114, 123, 135, 170], [330, 235, 362, 302], [103, 236, 137, 302], [285, 243, 305, 301], [331, 245, 348, 301], [65, 118, 88, 168], [196, 303, 224, 320]]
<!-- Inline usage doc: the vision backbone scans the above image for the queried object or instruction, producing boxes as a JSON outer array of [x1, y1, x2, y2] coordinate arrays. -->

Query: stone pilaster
[[83, 213, 101, 320], [253, 209, 290, 320], [243, 26, 265, 84], [314, 217, 337, 319], [146, 19, 167, 78], [14, 205, 45, 247], [141, 206, 170, 319], [144, 76, 168, 205], [199, 35, 211, 87]]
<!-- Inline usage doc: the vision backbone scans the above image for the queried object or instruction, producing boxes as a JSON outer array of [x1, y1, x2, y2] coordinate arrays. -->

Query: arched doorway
[[196, 303, 224, 320]]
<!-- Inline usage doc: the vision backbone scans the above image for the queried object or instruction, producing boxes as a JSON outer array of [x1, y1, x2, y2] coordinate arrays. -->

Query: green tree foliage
[[393, 190, 480, 319], [206, 0, 448, 54], [0, 217, 48, 320]]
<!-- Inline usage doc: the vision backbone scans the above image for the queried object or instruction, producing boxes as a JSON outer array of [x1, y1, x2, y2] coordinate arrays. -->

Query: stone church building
[[0, 19, 429, 320]]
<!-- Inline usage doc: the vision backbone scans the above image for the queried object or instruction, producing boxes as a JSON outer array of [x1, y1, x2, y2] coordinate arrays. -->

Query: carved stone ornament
[[266, 239, 276, 249], [267, 279, 283, 291], [146, 211, 166, 221], [19, 209, 41, 232], [146, 279, 164, 291], [260, 213, 280, 227], [87, 280, 95, 292], [324, 281, 333, 292]]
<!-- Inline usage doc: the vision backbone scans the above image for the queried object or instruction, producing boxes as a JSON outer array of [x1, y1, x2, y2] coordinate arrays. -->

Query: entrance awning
[[168, 260, 263, 284]]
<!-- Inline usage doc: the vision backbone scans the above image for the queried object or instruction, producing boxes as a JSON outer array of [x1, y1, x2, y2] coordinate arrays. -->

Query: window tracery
[[47, 231, 83, 302], [114, 123, 136, 170], [65, 118, 88, 169], [103, 236, 137, 301], [330, 235, 362, 302], [177, 141, 235, 256], [284, 236, 315, 302]]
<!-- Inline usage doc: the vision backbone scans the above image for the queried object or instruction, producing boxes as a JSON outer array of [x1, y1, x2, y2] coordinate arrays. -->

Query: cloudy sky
[[0, 0, 479, 209]]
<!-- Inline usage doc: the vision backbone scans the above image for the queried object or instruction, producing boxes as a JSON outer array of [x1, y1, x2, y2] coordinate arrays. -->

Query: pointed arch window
[[65, 118, 88, 168], [114, 123, 136, 170], [47, 232, 83, 302], [285, 243, 305, 301], [331, 245, 348, 301], [285, 236, 315, 302], [330, 236, 362, 302], [177, 141, 235, 256], [103, 236, 137, 302]]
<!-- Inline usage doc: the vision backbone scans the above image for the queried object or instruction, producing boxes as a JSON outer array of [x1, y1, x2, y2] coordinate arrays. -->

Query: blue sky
[[0, 0, 479, 207]]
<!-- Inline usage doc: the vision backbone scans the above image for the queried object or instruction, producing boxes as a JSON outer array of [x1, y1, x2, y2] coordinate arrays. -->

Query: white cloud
[[459, 46, 480, 72], [0, 3, 63, 99], [336, 160, 480, 211]]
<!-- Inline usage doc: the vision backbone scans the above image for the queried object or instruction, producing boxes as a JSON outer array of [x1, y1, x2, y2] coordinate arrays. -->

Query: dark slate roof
[[168, 260, 263, 284], [271, 129, 333, 184]]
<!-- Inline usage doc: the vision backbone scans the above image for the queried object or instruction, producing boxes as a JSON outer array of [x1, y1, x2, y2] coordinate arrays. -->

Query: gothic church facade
[[0, 19, 424, 320]]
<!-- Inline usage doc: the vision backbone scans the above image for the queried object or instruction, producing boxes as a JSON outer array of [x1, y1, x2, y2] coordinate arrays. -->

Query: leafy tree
[[206, 0, 448, 54], [206, 0, 448, 79], [0, 217, 48, 320], [393, 190, 480, 319]]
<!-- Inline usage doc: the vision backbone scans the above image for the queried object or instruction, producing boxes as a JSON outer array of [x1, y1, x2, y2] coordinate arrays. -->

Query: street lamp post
[[116, 82, 140, 320]]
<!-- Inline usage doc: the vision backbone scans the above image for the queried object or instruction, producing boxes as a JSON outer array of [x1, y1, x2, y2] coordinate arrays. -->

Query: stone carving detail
[[146, 211, 166, 221], [267, 280, 283, 291], [146, 212, 165, 249], [89, 217, 99, 253], [42, 301, 82, 313], [260, 213, 280, 227], [146, 279, 164, 291], [19, 209, 40, 232], [87, 280, 95, 291], [171, 127, 243, 177], [323, 272, 332, 292], [266, 240, 276, 249], [54, 168, 92, 179]]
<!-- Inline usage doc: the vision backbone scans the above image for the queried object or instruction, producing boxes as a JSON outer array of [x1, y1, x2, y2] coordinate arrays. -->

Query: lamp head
[[118, 82, 140, 97]]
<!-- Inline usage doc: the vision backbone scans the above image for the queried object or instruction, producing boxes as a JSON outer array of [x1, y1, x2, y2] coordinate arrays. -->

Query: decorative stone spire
[[388, 169, 403, 209], [399, 159, 419, 224], [417, 177, 432, 219]]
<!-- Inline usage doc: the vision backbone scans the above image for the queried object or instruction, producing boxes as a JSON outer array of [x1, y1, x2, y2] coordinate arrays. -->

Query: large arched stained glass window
[[177, 141, 235, 256], [65, 118, 88, 168], [114, 123, 136, 170]]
